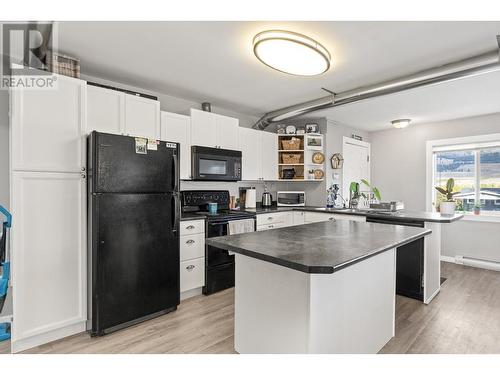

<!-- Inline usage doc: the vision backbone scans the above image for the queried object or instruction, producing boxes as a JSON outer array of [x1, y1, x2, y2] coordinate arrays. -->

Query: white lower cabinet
[[180, 258, 205, 294], [11, 172, 86, 352], [305, 212, 336, 223], [305, 212, 367, 223], [256, 211, 294, 231], [179, 220, 205, 298], [293, 211, 305, 226]]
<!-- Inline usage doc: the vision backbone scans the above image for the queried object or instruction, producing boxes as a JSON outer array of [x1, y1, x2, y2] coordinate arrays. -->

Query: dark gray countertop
[[243, 206, 463, 223], [180, 213, 207, 221], [206, 220, 431, 274]]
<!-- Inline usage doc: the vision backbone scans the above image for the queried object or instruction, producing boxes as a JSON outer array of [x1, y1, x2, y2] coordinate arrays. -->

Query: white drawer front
[[332, 214, 366, 222], [257, 212, 285, 226], [180, 233, 205, 262], [180, 257, 205, 293], [180, 219, 205, 236], [257, 222, 288, 231], [304, 212, 336, 223]]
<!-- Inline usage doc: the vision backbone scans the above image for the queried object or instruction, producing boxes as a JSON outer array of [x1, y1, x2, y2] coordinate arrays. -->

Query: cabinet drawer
[[332, 214, 366, 222], [256, 212, 286, 226], [180, 219, 205, 236], [180, 233, 205, 261], [304, 212, 336, 223], [180, 257, 205, 293], [257, 222, 288, 231]]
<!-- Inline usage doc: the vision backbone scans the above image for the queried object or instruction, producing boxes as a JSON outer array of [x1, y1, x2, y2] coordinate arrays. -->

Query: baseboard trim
[[441, 255, 500, 272], [181, 287, 203, 301], [12, 321, 86, 353], [440, 255, 456, 263]]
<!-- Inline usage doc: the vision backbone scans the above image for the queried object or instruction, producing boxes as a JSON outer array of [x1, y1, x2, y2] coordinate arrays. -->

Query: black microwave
[[191, 146, 242, 181]]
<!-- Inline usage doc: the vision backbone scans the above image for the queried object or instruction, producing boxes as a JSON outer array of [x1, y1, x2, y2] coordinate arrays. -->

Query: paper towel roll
[[245, 189, 256, 208]]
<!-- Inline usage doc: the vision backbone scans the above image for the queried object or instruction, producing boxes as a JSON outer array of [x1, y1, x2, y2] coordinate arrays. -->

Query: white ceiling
[[57, 21, 500, 131]]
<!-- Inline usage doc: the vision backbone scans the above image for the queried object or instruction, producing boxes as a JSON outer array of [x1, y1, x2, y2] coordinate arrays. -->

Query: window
[[429, 135, 500, 217]]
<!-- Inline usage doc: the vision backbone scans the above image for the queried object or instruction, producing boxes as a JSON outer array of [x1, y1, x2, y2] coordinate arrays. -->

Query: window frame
[[426, 133, 500, 221]]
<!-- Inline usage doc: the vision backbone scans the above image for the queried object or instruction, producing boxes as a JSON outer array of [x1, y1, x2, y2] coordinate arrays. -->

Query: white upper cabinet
[[161, 111, 191, 180], [238, 128, 278, 181], [190, 109, 239, 150], [87, 86, 160, 139], [11, 75, 86, 173], [215, 114, 239, 150], [239, 127, 261, 181], [86, 85, 125, 135], [124, 94, 161, 139], [190, 109, 217, 147], [261, 131, 278, 181]]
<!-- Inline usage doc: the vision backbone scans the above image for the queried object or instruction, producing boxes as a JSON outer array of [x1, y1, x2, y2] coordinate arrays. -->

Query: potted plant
[[361, 179, 382, 203], [473, 204, 481, 215], [434, 178, 457, 215]]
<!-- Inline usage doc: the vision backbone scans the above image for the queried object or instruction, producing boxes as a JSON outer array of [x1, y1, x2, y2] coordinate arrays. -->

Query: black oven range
[[180, 190, 256, 295]]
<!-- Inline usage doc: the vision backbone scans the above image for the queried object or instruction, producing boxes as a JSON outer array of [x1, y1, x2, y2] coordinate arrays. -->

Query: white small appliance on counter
[[245, 188, 257, 208], [277, 191, 306, 207]]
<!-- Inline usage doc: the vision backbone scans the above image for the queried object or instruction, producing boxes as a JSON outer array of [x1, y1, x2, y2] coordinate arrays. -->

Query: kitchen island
[[207, 220, 431, 354]]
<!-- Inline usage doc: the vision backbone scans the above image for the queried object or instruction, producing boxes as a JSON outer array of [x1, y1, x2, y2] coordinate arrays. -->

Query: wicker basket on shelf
[[281, 153, 301, 164], [281, 139, 301, 150]]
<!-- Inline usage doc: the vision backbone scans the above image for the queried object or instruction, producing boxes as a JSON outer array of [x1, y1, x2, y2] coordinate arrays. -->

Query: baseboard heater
[[454, 255, 500, 272]]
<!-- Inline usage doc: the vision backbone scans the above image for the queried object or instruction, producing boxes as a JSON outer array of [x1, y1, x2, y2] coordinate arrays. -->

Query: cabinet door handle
[[329, 217, 335, 221], [267, 217, 273, 220], [186, 225, 195, 230], [81, 166, 86, 172], [81, 173, 86, 179], [186, 265, 195, 271], [186, 239, 195, 244], [268, 224, 274, 228]]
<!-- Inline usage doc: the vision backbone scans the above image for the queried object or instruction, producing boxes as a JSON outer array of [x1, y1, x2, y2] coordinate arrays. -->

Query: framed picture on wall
[[305, 123, 319, 134]]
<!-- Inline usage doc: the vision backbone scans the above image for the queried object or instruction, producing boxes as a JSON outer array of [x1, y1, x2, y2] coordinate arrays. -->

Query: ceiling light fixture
[[253, 30, 331, 76], [391, 119, 411, 129]]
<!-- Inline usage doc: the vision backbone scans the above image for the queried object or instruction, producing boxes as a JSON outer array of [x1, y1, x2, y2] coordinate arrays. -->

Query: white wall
[[326, 119, 371, 197], [370, 112, 500, 261], [0, 91, 9, 210]]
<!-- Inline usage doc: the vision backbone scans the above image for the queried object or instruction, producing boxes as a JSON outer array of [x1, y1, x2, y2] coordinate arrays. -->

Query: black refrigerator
[[88, 131, 180, 336]]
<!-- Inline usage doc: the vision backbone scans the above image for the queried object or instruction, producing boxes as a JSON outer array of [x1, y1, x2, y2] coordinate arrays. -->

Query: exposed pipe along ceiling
[[252, 36, 500, 130]]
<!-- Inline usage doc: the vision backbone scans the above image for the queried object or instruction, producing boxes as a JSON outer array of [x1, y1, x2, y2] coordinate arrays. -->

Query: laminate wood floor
[[2, 262, 500, 354]]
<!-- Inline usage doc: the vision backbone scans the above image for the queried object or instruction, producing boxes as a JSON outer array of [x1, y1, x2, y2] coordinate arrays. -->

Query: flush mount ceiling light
[[253, 30, 331, 76], [391, 119, 411, 129]]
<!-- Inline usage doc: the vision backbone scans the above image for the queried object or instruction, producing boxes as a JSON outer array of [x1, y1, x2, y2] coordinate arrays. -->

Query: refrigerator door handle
[[172, 195, 180, 233], [173, 153, 179, 192]]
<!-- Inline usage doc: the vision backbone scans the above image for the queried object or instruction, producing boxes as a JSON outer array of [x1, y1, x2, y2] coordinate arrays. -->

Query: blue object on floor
[[0, 205, 12, 341], [0, 323, 10, 341]]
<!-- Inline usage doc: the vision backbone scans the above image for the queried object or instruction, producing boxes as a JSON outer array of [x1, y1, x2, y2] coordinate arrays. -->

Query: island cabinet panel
[[234, 248, 397, 354], [423, 222, 441, 304]]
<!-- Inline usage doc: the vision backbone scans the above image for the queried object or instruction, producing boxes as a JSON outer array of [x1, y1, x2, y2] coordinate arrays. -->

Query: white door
[[161, 111, 191, 180], [261, 132, 278, 181], [342, 137, 371, 203], [215, 114, 239, 150], [190, 109, 217, 147], [11, 76, 86, 173], [11, 172, 86, 344], [124, 95, 160, 139], [239, 127, 261, 181], [86, 85, 125, 135]]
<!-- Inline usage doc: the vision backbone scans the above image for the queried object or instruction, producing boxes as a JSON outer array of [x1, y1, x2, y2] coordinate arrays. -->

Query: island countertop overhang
[[206, 220, 432, 274]]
